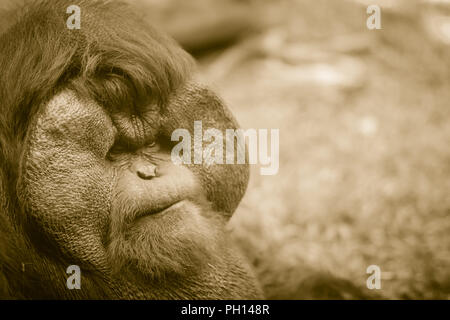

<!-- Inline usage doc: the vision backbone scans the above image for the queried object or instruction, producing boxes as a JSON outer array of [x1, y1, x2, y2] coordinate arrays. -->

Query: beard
[[106, 198, 227, 282]]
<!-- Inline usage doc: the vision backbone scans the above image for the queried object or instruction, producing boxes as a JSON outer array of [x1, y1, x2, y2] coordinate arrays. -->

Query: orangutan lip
[[135, 200, 183, 220]]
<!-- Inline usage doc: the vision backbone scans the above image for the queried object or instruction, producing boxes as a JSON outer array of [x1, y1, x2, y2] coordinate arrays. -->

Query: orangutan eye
[[108, 142, 126, 155]]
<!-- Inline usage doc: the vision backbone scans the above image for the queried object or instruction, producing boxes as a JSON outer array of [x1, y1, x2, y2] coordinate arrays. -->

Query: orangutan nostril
[[137, 164, 157, 180]]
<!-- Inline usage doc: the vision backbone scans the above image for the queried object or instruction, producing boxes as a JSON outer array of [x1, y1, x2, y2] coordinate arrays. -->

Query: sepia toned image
[[0, 0, 449, 302]]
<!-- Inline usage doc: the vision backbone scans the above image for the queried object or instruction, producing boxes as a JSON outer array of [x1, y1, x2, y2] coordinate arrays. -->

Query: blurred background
[[133, 0, 450, 299]]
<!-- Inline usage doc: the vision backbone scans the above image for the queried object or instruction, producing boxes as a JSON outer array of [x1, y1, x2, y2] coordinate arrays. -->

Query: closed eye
[[107, 140, 158, 160]]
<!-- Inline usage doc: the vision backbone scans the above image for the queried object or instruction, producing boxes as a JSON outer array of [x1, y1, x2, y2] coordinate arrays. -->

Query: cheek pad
[[19, 90, 116, 270]]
